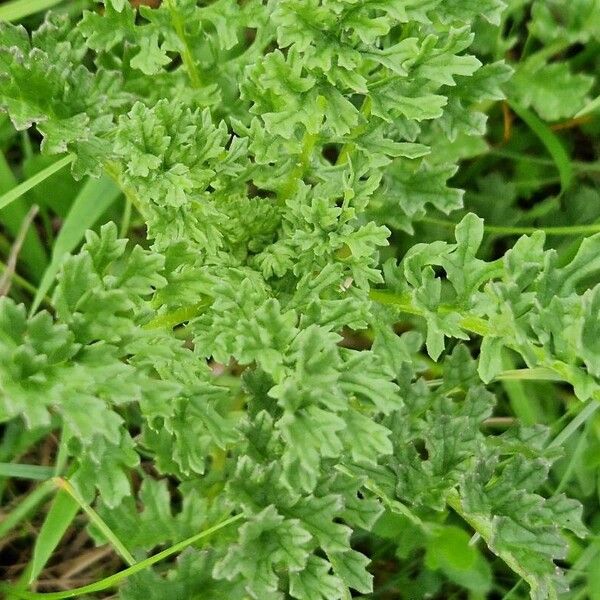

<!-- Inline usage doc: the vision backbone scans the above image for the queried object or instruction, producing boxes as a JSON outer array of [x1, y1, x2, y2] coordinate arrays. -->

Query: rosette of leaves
[[0, 1, 593, 599]]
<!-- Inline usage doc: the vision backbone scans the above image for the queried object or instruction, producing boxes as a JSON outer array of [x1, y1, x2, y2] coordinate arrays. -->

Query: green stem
[[421, 216, 600, 237], [368, 289, 490, 336], [3, 513, 244, 599], [103, 162, 147, 221], [278, 129, 318, 203], [166, 0, 202, 88], [368, 288, 597, 400], [336, 96, 372, 167], [489, 149, 600, 173]]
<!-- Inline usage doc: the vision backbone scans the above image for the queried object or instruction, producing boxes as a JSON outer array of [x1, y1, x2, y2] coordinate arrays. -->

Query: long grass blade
[[0, 155, 74, 212], [421, 216, 600, 237], [549, 399, 600, 449], [494, 367, 564, 382], [575, 95, 600, 118], [3, 513, 244, 599], [54, 478, 136, 567], [0, 0, 65, 21], [498, 355, 546, 426], [0, 463, 55, 480], [27, 489, 79, 584], [509, 101, 574, 194]]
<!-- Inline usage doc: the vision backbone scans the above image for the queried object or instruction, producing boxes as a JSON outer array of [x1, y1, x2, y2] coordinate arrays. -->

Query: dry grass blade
[[0, 205, 39, 297], [56, 546, 114, 580]]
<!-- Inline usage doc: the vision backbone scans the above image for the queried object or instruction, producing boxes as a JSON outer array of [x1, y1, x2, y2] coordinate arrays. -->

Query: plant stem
[[103, 162, 147, 221], [278, 129, 318, 203], [166, 0, 202, 88], [368, 289, 490, 335], [119, 195, 132, 239], [488, 149, 600, 173], [421, 216, 600, 237]]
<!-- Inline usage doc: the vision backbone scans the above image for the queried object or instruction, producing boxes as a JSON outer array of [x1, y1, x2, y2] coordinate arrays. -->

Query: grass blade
[[0, 258, 39, 296], [0, 463, 55, 480], [54, 478, 136, 567], [27, 489, 79, 584], [422, 216, 600, 237], [575, 95, 600, 118], [498, 354, 546, 426], [0, 205, 39, 297], [0, 479, 55, 539], [0, 155, 74, 212], [0, 152, 47, 280], [549, 399, 600, 449], [30, 174, 121, 314], [2, 513, 244, 599], [494, 367, 564, 382], [509, 101, 574, 194], [0, 0, 65, 21]]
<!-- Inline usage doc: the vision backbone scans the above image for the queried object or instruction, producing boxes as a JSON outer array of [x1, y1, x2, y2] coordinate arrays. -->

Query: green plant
[[0, 1, 598, 599]]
